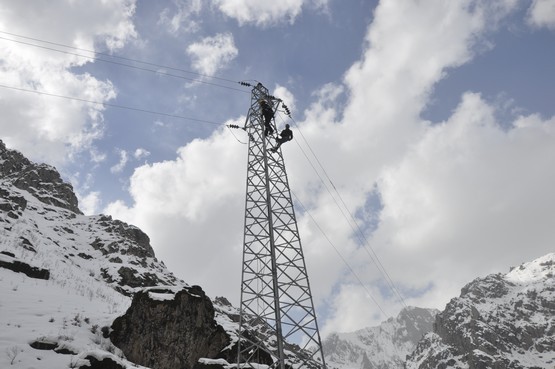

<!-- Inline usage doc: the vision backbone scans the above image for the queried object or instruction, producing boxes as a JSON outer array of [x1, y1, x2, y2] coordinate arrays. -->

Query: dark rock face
[[0, 253, 50, 280], [111, 286, 230, 369], [94, 215, 155, 259], [0, 138, 179, 296], [0, 140, 81, 214], [406, 254, 555, 369], [79, 356, 124, 369]]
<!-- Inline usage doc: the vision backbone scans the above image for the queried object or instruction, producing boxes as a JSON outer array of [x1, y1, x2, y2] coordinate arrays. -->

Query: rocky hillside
[[4, 139, 553, 369], [0, 139, 319, 369], [323, 306, 438, 369], [0, 140, 189, 368], [0, 140, 180, 296], [406, 253, 555, 369]]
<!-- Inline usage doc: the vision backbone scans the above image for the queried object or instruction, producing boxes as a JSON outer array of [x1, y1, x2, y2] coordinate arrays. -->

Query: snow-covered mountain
[[406, 253, 555, 369], [0, 139, 188, 368], [2, 139, 554, 369], [323, 306, 438, 369], [0, 139, 325, 369]]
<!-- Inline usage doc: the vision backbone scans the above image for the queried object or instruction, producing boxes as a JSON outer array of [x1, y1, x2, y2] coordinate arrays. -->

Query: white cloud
[[79, 191, 102, 216], [373, 94, 555, 302], [89, 148, 108, 164], [134, 148, 151, 160], [186, 33, 238, 76], [279, 0, 538, 330], [110, 149, 129, 174], [105, 121, 248, 298], [212, 0, 330, 27], [320, 284, 386, 336], [213, 0, 303, 26], [159, 0, 203, 35], [104, 0, 555, 336], [0, 0, 136, 167], [273, 85, 297, 115], [527, 0, 555, 29]]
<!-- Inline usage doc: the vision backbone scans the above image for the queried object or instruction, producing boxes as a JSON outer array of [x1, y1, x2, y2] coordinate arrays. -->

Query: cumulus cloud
[[273, 85, 297, 114], [110, 149, 129, 174], [371, 94, 555, 309], [212, 0, 329, 27], [527, 0, 555, 29], [0, 0, 136, 166], [186, 33, 238, 76], [79, 191, 102, 216], [104, 0, 555, 336], [301, 1, 555, 334], [134, 148, 151, 160], [159, 0, 203, 35], [105, 120, 248, 298]]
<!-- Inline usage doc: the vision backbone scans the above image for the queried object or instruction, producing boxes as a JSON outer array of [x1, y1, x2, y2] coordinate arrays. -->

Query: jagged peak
[[506, 252, 555, 284], [0, 146, 179, 295], [323, 306, 438, 369], [406, 252, 555, 369], [0, 139, 81, 214]]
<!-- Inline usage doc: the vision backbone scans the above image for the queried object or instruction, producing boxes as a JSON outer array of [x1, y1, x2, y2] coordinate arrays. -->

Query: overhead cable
[[0, 83, 223, 126], [0, 31, 248, 94], [278, 112, 411, 313]]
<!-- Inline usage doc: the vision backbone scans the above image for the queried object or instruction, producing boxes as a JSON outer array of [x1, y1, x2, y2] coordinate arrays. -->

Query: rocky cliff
[[0, 140, 81, 214], [0, 140, 178, 295], [0, 139, 315, 369], [0, 140, 212, 368], [7, 138, 553, 369], [406, 253, 555, 369], [111, 286, 230, 369]]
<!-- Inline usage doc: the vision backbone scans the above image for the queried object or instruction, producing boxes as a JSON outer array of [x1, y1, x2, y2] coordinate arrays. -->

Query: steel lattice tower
[[236, 83, 326, 369]]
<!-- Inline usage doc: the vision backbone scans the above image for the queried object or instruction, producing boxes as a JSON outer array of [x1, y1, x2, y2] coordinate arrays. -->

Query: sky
[[1, 0, 554, 336]]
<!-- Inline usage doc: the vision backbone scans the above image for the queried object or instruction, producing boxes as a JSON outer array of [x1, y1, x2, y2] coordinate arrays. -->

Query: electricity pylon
[[236, 82, 326, 369]]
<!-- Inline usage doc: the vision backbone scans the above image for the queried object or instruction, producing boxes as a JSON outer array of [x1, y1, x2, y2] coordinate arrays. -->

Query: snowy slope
[[0, 141, 185, 368], [323, 306, 438, 369], [0, 140, 322, 369], [3, 139, 553, 369], [406, 253, 555, 369]]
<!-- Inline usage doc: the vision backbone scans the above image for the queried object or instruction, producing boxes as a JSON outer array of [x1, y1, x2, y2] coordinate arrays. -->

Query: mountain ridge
[[323, 306, 438, 369], [406, 253, 555, 368], [1, 139, 554, 369], [0, 139, 325, 368]]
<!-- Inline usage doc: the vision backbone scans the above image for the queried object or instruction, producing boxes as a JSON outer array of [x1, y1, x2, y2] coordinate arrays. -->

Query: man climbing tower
[[259, 100, 274, 136], [270, 124, 293, 152]]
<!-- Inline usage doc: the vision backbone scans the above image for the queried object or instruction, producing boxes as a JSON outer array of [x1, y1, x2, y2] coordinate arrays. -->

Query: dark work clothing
[[277, 127, 292, 143], [260, 103, 274, 136], [272, 127, 293, 151], [261, 105, 273, 123]]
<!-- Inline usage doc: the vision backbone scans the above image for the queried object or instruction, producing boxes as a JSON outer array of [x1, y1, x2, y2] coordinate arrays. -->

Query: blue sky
[[1, 0, 555, 336]]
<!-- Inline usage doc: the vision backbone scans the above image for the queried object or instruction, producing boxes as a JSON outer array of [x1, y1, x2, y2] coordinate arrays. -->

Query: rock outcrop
[[111, 286, 230, 369], [0, 251, 50, 280], [0, 139, 180, 296], [406, 253, 555, 369], [0, 140, 81, 214]]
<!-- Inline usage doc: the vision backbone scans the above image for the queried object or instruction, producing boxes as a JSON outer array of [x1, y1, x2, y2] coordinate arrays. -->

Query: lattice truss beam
[[237, 83, 326, 369]]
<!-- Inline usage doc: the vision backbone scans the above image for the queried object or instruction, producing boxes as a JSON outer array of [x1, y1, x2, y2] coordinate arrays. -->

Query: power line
[[291, 190, 389, 318], [277, 112, 411, 314], [2, 29, 409, 316], [0, 83, 223, 126], [0, 30, 249, 94]]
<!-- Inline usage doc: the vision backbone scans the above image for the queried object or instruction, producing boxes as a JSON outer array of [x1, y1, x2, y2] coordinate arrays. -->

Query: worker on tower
[[270, 124, 293, 152], [259, 99, 274, 136]]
